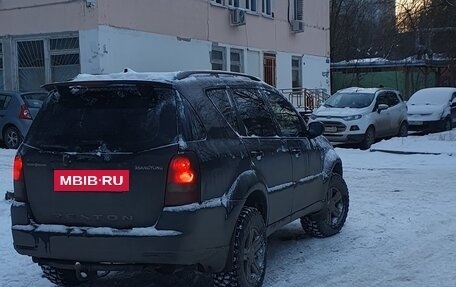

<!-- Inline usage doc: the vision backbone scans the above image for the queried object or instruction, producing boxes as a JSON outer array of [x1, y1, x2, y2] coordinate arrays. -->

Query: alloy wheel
[[243, 227, 266, 285], [6, 129, 20, 149], [326, 187, 346, 227]]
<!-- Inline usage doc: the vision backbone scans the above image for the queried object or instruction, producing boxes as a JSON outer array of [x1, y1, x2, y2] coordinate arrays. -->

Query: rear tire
[[41, 265, 81, 287], [3, 126, 23, 149], [398, 122, 408, 137], [301, 174, 349, 238], [213, 207, 267, 287], [360, 126, 375, 150]]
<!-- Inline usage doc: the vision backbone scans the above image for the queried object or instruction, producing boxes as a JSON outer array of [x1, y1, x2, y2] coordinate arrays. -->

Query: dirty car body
[[11, 71, 348, 287]]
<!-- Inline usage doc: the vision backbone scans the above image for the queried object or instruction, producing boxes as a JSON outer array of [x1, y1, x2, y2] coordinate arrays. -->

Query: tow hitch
[[74, 262, 96, 281]]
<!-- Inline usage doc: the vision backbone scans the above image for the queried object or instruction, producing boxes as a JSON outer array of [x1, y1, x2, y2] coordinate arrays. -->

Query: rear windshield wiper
[[23, 143, 71, 152]]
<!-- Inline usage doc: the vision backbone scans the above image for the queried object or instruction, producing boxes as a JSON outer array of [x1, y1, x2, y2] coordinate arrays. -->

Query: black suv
[[11, 71, 349, 287]]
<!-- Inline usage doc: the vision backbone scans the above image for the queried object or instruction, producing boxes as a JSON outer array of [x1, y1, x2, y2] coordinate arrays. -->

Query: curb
[[370, 149, 446, 156]]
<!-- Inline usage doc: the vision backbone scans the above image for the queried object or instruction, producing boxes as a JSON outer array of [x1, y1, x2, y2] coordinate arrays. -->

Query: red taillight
[[170, 157, 195, 184], [165, 154, 199, 206], [13, 155, 23, 181], [19, 104, 32, 120]]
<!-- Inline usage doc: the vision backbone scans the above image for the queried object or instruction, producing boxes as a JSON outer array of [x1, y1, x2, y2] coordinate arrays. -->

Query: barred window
[[16, 35, 80, 91], [211, 46, 226, 71]]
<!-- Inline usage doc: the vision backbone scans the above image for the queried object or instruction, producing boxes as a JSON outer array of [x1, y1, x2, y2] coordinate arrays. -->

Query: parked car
[[11, 70, 349, 287], [0, 91, 48, 149], [407, 87, 456, 132], [309, 87, 408, 150]]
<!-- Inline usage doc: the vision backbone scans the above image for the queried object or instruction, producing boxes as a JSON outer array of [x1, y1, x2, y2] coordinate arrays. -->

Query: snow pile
[[73, 70, 180, 83], [1, 137, 456, 286], [371, 130, 456, 155]]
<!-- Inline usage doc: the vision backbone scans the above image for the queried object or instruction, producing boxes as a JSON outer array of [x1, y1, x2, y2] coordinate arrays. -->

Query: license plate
[[54, 170, 130, 192], [325, 126, 337, 133], [409, 121, 423, 125]]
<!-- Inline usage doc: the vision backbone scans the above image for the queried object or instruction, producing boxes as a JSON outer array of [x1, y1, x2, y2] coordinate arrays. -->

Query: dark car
[[0, 91, 48, 149], [11, 71, 349, 287]]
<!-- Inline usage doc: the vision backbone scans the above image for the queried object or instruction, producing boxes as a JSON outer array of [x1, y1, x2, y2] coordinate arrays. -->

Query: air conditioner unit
[[230, 9, 246, 26], [290, 20, 304, 33]]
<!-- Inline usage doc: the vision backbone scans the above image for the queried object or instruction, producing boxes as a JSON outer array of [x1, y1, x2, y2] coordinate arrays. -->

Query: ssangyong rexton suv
[[11, 70, 349, 287]]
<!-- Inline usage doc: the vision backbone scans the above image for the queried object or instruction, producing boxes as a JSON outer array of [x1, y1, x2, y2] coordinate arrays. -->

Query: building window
[[211, 0, 225, 5], [50, 37, 80, 82], [0, 42, 3, 90], [262, 0, 272, 16], [17, 40, 46, 92], [292, 56, 302, 88], [211, 46, 226, 71], [228, 0, 239, 7], [294, 0, 303, 20], [229, 0, 257, 11], [263, 53, 276, 87], [15, 35, 80, 91], [246, 0, 257, 12], [230, 49, 244, 73]]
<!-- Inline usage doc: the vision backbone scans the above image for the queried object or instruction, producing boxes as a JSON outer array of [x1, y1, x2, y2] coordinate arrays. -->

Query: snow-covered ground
[[1, 131, 456, 287]]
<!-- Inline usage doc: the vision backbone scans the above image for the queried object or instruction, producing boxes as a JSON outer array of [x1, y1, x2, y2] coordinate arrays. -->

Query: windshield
[[21, 93, 48, 108], [408, 89, 452, 105], [26, 85, 177, 152], [324, 92, 375, 108]]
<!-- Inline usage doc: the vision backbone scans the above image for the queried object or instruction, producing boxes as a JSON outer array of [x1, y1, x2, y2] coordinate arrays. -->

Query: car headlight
[[310, 114, 318, 120], [342, 115, 362, 121]]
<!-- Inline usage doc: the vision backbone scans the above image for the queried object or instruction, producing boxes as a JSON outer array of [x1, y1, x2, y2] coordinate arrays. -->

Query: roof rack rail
[[176, 70, 261, 82]]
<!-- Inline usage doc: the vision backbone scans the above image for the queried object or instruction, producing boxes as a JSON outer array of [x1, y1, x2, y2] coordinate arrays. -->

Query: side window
[[181, 97, 207, 141], [264, 90, 303, 137], [387, 92, 400, 107], [207, 89, 240, 133], [376, 93, 388, 106], [0, 95, 7, 109], [4, 96, 11, 109], [230, 88, 277, 137]]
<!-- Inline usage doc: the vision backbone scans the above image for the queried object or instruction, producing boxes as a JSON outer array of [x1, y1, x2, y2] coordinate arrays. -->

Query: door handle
[[250, 150, 264, 159]]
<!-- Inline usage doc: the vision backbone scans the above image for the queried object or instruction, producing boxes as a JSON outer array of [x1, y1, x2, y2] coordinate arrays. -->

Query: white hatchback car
[[407, 87, 456, 132], [309, 87, 408, 149]]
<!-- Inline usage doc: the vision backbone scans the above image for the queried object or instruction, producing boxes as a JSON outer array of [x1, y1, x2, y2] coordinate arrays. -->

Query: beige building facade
[[0, 0, 330, 92]]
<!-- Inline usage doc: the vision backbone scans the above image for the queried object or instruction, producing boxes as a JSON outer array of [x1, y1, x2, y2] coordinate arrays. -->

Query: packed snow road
[[1, 132, 456, 287]]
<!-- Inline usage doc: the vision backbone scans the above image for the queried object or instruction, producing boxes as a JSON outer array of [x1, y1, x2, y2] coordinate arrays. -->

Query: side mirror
[[377, 104, 389, 113], [307, 122, 324, 139]]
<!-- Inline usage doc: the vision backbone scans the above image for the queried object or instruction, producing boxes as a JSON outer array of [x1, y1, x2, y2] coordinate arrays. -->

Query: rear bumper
[[11, 200, 242, 272]]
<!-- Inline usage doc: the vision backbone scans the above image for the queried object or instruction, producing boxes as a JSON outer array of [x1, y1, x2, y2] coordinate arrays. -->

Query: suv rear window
[[26, 86, 177, 152], [21, 93, 48, 108]]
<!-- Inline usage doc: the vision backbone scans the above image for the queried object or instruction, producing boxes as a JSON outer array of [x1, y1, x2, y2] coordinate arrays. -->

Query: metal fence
[[280, 88, 330, 113]]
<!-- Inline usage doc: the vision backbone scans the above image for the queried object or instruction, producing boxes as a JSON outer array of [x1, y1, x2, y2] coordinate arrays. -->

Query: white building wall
[[78, 26, 330, 93], [85, 26, 212, 74], [276, 52, 292, 89], [302, 54, 330, 93], [79, 28, 101, 74], [246, 50, 262, 79]]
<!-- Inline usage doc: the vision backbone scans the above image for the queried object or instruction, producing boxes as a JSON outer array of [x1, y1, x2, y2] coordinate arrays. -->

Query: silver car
[[0, 91, 48, 149], [309, 87, 408, 149]]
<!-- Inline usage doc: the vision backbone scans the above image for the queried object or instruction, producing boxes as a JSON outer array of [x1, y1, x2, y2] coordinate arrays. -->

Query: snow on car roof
[[72, 69, 180, 83], [408, 87, 456, 105], [338, 87, 380, 94]]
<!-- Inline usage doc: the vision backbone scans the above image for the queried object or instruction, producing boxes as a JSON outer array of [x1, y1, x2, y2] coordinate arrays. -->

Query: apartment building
[[0, 0, 330, 93]]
